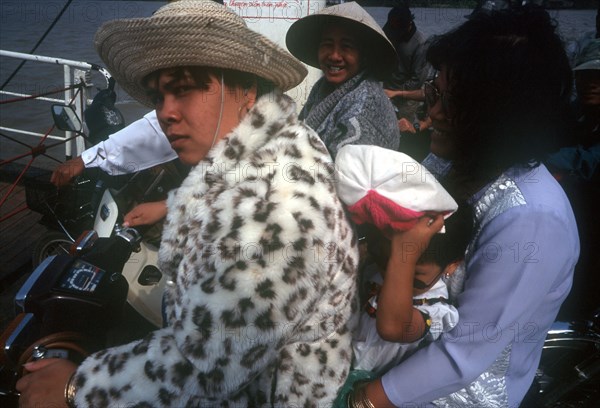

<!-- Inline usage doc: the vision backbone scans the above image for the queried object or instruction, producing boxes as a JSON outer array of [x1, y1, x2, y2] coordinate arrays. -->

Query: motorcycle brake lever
[[114, 225, 143, 253]]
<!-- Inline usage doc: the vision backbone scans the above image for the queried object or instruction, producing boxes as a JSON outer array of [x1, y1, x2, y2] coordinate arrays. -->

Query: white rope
[[211, 72, 225, 149]]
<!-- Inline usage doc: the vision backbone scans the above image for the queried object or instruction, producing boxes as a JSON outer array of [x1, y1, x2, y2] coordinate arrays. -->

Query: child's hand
[[123, 200, 167, 227], [398, 118, 416, 133], [389, 214, 444, 265], [384, 88, 403, 99]]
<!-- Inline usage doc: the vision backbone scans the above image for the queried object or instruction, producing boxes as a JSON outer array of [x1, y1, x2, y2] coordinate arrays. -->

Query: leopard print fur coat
[[72, 91, 360, 407]]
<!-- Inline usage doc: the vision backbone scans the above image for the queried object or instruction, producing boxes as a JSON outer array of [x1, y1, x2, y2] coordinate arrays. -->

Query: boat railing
[[0, 49, 111, 159]]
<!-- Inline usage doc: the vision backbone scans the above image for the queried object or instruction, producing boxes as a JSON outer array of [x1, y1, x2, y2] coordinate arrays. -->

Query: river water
[[0, 1, 596, 170]]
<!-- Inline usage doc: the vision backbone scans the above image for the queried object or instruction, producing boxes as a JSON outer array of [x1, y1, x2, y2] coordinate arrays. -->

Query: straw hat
[[285, 2, 397, 80], [334, 145, 457, 232], [94, 0, 307, 107]]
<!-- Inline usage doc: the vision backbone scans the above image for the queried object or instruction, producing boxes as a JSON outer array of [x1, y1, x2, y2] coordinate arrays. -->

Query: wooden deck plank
[[0, 180, 48, 280], [1, 175, 50, 335]]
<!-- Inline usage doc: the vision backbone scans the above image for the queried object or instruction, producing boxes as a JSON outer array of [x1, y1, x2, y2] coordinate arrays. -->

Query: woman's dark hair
[[419, 204, 473, 270], [143, 67, 273, 99], [361, 204, 473, 272], [426, 5, 574, 181]]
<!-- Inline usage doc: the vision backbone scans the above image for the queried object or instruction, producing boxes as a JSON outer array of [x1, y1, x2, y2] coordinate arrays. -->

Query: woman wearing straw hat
[[286, 2, 400, 159], [16, 1, 359, 406]]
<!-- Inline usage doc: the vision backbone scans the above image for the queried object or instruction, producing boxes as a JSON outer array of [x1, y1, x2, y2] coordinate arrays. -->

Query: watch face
[[58, 259, 105, 293]]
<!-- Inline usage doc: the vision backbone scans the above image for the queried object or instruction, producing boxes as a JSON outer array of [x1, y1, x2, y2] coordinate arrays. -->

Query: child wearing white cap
[[334, 145, 471, 375], [352, 208, 471, 375]]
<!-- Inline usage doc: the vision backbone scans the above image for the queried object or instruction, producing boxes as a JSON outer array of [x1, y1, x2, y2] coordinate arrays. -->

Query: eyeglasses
[[423, 79, 456, 119], [413, 268, 444, 290]]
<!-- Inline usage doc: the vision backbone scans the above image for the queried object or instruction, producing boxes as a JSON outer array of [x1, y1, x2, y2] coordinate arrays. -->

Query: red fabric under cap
[[347, 189, 424, 231]]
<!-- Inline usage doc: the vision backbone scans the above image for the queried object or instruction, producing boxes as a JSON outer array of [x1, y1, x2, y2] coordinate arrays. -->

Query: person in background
[[286, 1, 400, 158], [346, 5, 580, 407], [466, 0, 512, 19], [547, 39, 600, 182], [546, 38, 600, 322], [16, 1, 359, 406], [50, 111, 177, 187], [565, 6, 599, 69], [379, 4, 432, 161], [381, 4, 429, 119], [51, 110, 180, 228]]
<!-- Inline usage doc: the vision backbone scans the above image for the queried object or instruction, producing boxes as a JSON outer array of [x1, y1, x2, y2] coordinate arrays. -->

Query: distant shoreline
[[130, 0, 598, 9], [359, 1, 597, 9]]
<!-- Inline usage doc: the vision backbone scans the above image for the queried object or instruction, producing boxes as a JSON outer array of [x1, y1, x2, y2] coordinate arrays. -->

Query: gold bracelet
[[348, 381, 375, 408], [64, 372, 77, 408]]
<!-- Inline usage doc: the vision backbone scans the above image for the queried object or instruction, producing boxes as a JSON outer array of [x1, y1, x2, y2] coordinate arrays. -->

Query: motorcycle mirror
[[51, 104, 82, 132]]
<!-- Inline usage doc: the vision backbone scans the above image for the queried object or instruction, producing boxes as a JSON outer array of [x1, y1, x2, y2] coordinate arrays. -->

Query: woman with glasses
[[345, 5, 579, 407], [286, 2, 400, 158]]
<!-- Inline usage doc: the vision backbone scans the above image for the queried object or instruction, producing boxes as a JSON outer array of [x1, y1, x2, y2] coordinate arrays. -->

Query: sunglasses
[[413, 268, 444, 290], [423, 78, 456, 119]]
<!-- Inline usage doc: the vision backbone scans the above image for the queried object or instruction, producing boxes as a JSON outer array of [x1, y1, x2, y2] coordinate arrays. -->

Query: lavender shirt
[[382, 162, 579, 407]]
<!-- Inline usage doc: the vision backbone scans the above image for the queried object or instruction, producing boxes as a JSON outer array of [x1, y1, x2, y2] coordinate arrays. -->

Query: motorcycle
[[29, 103, 186, 328], [0, 101, 180, 404], [522, 308, 600, 407], [90, 170, 167, 328], [0, 225, 152, 407], [26, 80, 126, 265], [25, 172, 97, 263]]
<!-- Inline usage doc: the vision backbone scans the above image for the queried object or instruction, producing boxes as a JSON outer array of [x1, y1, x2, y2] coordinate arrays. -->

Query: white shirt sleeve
[[81, 110, 177, 175]]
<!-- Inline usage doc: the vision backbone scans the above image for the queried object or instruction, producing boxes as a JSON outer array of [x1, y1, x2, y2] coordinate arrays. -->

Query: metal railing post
[[74, 68, 90, 158], [0, 49, 112, 160], [63, 64, 74, 159]]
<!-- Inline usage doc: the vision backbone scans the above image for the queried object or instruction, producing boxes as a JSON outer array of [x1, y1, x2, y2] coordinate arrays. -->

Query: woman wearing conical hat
[[286, 2, 400, 159]]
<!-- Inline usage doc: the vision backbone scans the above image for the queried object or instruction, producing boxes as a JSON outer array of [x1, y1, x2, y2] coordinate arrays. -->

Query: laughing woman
[[16, 1, 359, 407], [286, 2, 400, 158]]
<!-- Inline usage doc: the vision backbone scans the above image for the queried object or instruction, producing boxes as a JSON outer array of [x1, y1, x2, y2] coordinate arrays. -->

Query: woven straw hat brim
[[285, 2, 397, 80], [94, 0, 307, 107]]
